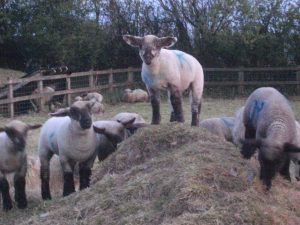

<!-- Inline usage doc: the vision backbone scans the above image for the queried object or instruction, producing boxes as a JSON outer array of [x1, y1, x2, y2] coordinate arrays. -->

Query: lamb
[[93, 116, 147, 161], [31, 86, 56, 112], [232, 106, 245, 148], [241, 87, 300, 189], [74, 92, 104, 114], [38, 100, 98, 200], [123, 34, 204, 126], [200, 117, 235, 142], [0, 120, 41, 211], [122, 88, 149, 103]]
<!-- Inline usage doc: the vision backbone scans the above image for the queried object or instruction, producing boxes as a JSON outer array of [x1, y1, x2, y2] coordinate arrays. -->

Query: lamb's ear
[[157, 37, 177, 49], [123, 35, 143, 47], [49, 108, 70, 117], [125, 123, 148, 134], [93, 125, 106, 134], [27, 124, 42, 130], [118, 117, 136, 128], [284, 143, 300, 153]]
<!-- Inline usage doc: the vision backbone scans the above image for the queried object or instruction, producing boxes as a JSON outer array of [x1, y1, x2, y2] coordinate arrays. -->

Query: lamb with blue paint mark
[[123, 34, 204, 126], [0, 120, 41, 211], [200, 117, 235, 142], [241, 87, 300, 189], [38, 100, 98, 200]]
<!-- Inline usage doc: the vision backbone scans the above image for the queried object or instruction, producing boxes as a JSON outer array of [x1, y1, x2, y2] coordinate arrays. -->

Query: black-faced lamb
[[0, 120, 41, 211], [38, 100, 98, 200], [123, 34, 204, 126], [241, 87, 300, 189], [200, 117, 235, 142], [122, 88, 149, 103]]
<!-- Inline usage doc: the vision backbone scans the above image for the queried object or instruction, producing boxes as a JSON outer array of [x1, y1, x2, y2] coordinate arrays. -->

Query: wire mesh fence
[[0, 67, 299, 118]]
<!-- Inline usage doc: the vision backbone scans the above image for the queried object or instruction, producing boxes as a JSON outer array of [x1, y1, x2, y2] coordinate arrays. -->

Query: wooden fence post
[[89, 72, 95, 89], [109, 68, 114, 93], [66, 76, 71, 106], [127, 67, 134, 85], [238, 70, 245, 95], [297, 70, 300, 96], [37, 80, 45, 112], [8, 78, 14, 118]]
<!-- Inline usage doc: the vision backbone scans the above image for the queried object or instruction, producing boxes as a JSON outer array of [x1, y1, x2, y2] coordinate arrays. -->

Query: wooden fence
[[0, 66, 300, 118]]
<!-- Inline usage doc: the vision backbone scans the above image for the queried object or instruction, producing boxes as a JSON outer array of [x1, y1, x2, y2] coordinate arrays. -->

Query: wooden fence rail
[[0, 66, 300, 118]]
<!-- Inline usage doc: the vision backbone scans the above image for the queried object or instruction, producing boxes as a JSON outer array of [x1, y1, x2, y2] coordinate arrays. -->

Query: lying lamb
[[75, 92, 104, 114], [123, 34, 204, 126], [241, 87, 300, 189], [122, 88, 149, 103], [38, 100, 98, 199], [200, 117, 235, 142], [31, 86, 56, 112], [0, 120, 41, 211]]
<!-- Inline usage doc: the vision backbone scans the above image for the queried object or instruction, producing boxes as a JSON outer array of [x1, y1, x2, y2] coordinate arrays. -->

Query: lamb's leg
[[40, 150, 53, 200], [279, 157, 291, 181], [169, 85, 184, 123], [190, 81, 203, 126], [241, 125, 257, 159], [149, 88, 161, 124], [60, 157, 75, 197], [79, 155, 96, 190], [14, 159, 27, 209], [0, 175, 12, 211], [167, 91, 176, 122]]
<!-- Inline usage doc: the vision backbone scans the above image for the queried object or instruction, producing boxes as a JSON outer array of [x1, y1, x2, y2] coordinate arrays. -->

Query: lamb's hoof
[[3, 201, 13, 211], [17, 200, 27, 209]]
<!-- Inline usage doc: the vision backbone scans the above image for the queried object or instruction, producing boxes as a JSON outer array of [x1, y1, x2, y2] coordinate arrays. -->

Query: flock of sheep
[[1, 34, 300, 212]]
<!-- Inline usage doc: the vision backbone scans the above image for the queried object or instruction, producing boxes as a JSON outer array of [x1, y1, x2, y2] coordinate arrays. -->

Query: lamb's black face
[[70, 106, 92, 129], [5, 128, 26, 151], [139, 45, 160, 65]]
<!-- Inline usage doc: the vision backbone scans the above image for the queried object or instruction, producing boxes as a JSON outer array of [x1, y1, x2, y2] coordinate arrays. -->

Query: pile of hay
[[1, 123, 300, 225]]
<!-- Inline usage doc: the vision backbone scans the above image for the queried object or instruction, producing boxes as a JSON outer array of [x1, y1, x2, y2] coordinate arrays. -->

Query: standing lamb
[[123, 34, 204, 126], [38, 100, 98, 200], [200, 117, 235, 142], [241, 87, 300, 189], [122, 88, 149, 103], [0, 120, 41, 211]]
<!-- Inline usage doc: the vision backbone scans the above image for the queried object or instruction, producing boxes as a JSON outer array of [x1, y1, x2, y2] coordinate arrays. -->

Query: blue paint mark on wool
[[221, 117, 234, 128], [173, 50, 191, 70], [249, 100, 265, 124], [48, 132, 56, 151], [142, 70, 155, 88]]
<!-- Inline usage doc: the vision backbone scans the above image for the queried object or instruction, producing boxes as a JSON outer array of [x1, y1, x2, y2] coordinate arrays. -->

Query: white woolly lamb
[[122, 88, 149, 103], [200, 117, 235, 142], [123, 34, 204, 126], [0, 120, 41, 211], [241, 87, 300, 189], [38, 100, 98, 199]]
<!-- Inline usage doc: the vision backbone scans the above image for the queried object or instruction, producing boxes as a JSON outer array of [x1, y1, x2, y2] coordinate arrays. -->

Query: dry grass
[[0, 97, 299, 224], [0, 68, 25, 83]]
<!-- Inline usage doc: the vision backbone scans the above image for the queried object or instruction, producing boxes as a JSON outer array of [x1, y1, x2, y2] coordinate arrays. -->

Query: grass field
[[0, 97, 300, 224]]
